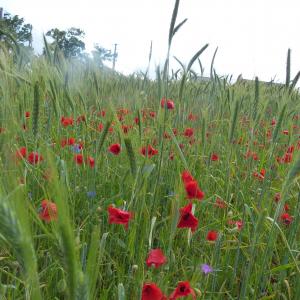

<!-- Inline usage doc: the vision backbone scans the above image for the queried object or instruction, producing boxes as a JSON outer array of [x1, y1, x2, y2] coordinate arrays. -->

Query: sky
[[2, 0, 300, 83]]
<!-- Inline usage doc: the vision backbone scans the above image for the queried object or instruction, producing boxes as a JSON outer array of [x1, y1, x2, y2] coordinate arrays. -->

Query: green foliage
[[0, 12, 32, 47], [45, 27, 85, 58]]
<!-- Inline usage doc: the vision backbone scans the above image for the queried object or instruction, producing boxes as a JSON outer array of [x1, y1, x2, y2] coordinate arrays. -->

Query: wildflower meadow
[[0, 1, 300, 299]]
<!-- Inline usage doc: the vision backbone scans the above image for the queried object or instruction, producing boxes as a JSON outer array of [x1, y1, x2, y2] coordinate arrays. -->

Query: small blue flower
[[201, 264, 213, 275], [72, 144, 81, 153], [87, 191, 96, 198]]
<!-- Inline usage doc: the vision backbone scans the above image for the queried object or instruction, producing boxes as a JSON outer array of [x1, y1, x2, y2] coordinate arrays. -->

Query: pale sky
[[2, 0, 300, 83]]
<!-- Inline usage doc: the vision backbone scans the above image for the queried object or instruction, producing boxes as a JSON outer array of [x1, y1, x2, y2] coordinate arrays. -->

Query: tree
[[92, 44, 118, 67], [45, 27, 85, 58], [0, 11, 33, 49]]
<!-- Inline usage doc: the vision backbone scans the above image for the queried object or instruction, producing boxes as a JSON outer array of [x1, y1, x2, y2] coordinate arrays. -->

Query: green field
[[1, 3, 300, 300]]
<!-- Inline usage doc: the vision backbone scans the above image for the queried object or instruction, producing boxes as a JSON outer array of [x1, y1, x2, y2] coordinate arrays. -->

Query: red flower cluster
[[279, 145, 294, 164], [161, 97, 175, 110], [141, 281, 196, 300], [181, 170, 204, 200], [253, 169, 265, 181], [245, 150, 259, 161], [74, 154, 95, 168], [61, 137, 76, 147], [28, 152, 43, 165], [16, 147, 43, 165], [61, 116, 74, 127], [140, 145, 158, 158]]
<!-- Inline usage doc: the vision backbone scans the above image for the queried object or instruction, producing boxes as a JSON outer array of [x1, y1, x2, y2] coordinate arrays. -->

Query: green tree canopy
[[45, 27, 85, 58], [0, 11, 32, 49]]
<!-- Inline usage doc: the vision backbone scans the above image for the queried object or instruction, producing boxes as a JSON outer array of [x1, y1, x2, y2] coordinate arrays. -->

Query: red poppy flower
[[206, 230, 218, 241], [142, 283, 166, 300], [228, 220, 244, 230], [184, 180, 204, 200], [284, 203, 290, 212], [28, 152, 43, 165], [109, 143, 121, 155], [282, 130, 289, 135], [87, 156, 95, 168], [252, 152, 258, 161], [39, 200, 57, 222], [107, 205, 133, 229], [181, 170, 194, 184], [122, 124, 132, 134], [281, 152, 293, 163], [74, 154, 84, 165], [177, 203, 198, 232], [280, 213, 293, 225], [210, 153, 219, 161], [97, 123, 104, 132], [25, 111, 30, 118], [253, 169, 265, 180], [274, 193, 281, 203], [169, 281, 196, 300], [287, 146, 294, 153], [183, 128, 194, 138], [149, 111, 156, 118], [61, 137, 76, 147], [235, 220, 244, 230], [146, 249, 167, 268], [61, 116, 74, 127], [100, 110, 106, 117], [140, 145, 158, 158], [16, 147, 27, 159], [161, 97, 175, 110], [188, 113, 197, 121]]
